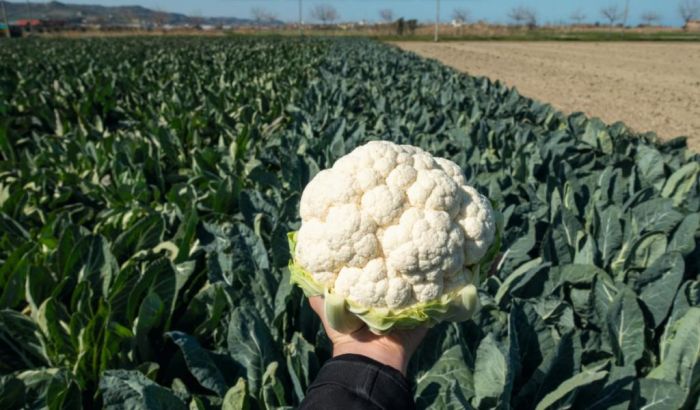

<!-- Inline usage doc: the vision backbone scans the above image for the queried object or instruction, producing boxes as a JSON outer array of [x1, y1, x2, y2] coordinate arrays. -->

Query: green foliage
[[1, 37, 699, 409]]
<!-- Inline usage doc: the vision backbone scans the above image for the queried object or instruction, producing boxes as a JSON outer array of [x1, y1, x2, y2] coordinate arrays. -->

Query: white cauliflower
[[295, 141, 496, 311]]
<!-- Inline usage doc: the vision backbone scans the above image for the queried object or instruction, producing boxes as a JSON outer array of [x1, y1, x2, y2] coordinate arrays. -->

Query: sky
[[30, 0, 689, 27]]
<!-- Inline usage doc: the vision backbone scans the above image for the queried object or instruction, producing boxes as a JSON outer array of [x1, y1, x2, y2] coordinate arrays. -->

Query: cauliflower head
[[290, 141, 498, 333]]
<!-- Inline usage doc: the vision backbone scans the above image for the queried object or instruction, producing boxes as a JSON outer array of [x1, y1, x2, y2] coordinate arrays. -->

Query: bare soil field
[[393, 42, 700, 151]]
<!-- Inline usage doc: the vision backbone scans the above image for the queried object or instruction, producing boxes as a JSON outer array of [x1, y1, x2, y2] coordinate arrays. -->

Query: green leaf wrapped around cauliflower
[[289, 140, 498, 334]]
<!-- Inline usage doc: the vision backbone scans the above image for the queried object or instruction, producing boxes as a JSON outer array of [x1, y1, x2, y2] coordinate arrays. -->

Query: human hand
[[308, 296, 428, 376]]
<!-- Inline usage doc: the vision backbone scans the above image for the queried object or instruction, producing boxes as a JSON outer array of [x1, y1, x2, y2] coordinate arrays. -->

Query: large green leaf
[[633, 378, 685, 410], [472, 321, 518, 410], [535, 368, 608, 410], [222, 378, 250, 410], [284, 332, 318, 403], [597, 206, 623, 267], [99, 370, 186, 410], [631, 199, 684, 236], [607, 288, 646, 367], [648, 307, 700, 405], [0, 309, 47, 372], [226, 306, 279, 394], [635, 253, 685, 328], [580, 365, 636, 410], [515, 331, 580, 407], [661, 162, 700, 206], [16, 368, 81, 410], [415, 344, 474, 409], [259, 362, 287, 408], [667, 213, 700, 256], [134, 292, 165, 362], [69, 234, 118, 297], [167, 331, 229, 397]]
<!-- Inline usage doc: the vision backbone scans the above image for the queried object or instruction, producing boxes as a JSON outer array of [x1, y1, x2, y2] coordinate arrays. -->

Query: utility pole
[[622, 0, 630, 27], [1, 0, 10, 38], [299, 0, 303, 36], [434, 0, 439, 42], [25, 0, 32, 33]]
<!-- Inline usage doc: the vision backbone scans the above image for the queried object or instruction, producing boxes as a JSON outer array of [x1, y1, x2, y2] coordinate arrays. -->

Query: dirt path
[[393, 42, 700, 152]]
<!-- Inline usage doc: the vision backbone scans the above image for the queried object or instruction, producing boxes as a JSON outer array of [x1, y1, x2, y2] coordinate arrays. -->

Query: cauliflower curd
[[293, 141, 496, 318]]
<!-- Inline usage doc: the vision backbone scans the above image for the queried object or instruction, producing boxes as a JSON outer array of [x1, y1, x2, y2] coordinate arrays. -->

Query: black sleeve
[[299, 354, 416, 410]]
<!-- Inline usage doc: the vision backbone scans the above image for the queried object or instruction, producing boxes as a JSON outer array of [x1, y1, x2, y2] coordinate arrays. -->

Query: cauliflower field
[[0, 38, 699, 409]]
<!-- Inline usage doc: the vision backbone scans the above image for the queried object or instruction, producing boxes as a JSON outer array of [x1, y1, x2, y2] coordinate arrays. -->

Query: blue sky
[[41, 0, 687, 26]]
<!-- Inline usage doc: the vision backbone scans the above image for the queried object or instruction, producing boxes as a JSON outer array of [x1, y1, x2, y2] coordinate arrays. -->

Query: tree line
[[248, 1, 700, 29]]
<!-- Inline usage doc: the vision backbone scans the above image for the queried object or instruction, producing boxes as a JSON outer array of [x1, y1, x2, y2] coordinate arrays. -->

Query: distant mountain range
[[2, 1, 283, 26]]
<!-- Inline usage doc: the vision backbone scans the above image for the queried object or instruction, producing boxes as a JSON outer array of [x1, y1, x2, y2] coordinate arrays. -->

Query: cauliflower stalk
[[289, 141, 499, 334]]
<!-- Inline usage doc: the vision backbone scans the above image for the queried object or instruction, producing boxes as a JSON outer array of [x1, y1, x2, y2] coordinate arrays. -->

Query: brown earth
[[393, 41, 700, 152]]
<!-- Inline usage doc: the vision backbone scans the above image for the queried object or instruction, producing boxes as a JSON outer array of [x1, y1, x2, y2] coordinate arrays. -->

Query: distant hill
[[3, 1, 282, 26]]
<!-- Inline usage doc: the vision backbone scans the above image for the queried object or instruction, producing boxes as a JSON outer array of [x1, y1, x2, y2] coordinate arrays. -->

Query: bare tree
[[452, 8, 470, 24], [570, 9, 586, 25], [379, 9, 394, 23], [310, 4, 339, 25], [679, 0, 700, 24], [252, 7, 277, 24], [640, 11, 661, 26], [508, 6, 537, 29], [600, 5, 623, 26]]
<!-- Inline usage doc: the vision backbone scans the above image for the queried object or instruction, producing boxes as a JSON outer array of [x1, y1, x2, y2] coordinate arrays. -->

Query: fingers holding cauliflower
[[290, 140, 498, 333]]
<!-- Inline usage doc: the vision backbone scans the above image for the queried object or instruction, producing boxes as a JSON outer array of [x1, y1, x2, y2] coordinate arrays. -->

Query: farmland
[[395, 41, 700, 151], [0, 37, 699, 409]]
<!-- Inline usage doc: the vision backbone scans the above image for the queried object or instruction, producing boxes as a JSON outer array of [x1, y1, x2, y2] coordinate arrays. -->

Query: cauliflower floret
[[296, 140, 496, 310], [458, 186, 496, 265], [382, 209, 464, 285], [354, 167, 382, 192], [386, 164, 417, 190], [361, 185, 405, 226], [299, 170, 359, 221], [412, 152, 437, 170], [295, 204, 378, 278], [407, 170, 462, 216], [413, 280, 443, 302], [335, 259, 389, 307], [435, 157, 467, 185], [385, 277, 412, 308]]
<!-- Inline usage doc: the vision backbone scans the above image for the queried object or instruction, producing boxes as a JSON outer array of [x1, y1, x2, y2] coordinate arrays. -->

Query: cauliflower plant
[[289, 140, 498, 334]]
